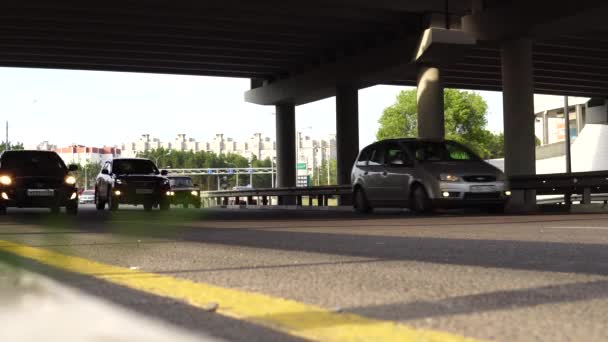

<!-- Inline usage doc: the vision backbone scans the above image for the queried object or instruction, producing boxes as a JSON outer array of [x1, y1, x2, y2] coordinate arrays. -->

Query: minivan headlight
[[65, 175, 77, 185], [439, 174, 462, 182], [0, 175, 12, 185]]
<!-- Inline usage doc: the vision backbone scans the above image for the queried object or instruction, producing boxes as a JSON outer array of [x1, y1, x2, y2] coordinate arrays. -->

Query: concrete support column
[[335, 84, 359, 205], [501, 38, 536, 212], [275, 103, 296, 204], [417, 66, 445, 140], [542, 111, 549, 145]]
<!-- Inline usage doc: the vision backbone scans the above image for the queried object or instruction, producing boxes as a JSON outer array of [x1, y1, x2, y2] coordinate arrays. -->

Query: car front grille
[[463, 175, 497, 183]]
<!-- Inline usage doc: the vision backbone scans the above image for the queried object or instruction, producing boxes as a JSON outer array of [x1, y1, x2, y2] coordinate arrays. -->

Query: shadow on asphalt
[[0, 250, 304, 342]]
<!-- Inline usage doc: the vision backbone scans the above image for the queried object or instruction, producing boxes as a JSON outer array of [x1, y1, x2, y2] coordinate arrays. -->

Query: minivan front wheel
[[411, 185, 433, 214], [353, 188, 372, 214]]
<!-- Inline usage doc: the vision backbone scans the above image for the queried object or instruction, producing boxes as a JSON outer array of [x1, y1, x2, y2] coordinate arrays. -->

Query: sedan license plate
[[27, 189, 54, 197], [135, 188, 153, 194], [470, 185, 496, 193]]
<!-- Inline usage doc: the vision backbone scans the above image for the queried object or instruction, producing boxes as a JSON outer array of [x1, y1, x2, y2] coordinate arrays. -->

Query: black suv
[[95, 158, 171, 211], [168, 176, 201, 208], [0, 150, 79, 215]]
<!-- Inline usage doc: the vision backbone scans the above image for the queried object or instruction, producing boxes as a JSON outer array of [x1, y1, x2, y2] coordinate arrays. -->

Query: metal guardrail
[[509, 171, 608, 205], [167, 167, 274, 176], [201, 185, 351, 207]]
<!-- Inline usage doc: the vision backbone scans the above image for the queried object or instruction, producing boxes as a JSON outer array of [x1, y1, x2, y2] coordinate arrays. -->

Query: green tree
[[0, 142, 24, 151], [376, 89, 504, 159], [312, 159, 337, 185], [74, 161, 102, 190]]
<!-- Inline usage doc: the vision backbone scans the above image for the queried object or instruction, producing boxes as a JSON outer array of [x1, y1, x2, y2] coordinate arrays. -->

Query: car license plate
[[470, 185, 496, 193], [135, 189, 153, 194], [27, 189, 54, 197]]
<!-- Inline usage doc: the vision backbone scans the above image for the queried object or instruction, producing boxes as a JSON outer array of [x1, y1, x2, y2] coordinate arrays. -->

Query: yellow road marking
[[0, 239, 482, 342]]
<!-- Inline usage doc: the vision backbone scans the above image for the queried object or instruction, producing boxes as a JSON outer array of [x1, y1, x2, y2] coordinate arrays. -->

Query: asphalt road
[[2, 205, 608, 341]]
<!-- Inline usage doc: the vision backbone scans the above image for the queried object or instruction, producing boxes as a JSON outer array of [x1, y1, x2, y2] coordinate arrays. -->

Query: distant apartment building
[[121, 133, 337, 172], [52, 145, 121, 165]]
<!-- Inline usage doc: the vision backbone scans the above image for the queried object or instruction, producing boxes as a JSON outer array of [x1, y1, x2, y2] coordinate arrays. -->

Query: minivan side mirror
[[160, 170, 169, 176], [101, 169, 109, 175], [68, 164, 79, 172]]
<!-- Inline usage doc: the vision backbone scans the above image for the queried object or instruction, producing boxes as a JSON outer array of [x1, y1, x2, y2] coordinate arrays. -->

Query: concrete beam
[[244, 35, 419, 106], [414, 28, 476, 66], [462, 0, 607, 41]]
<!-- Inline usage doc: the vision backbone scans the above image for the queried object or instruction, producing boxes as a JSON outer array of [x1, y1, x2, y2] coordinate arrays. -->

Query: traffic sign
[[297, 163, 306, 170]]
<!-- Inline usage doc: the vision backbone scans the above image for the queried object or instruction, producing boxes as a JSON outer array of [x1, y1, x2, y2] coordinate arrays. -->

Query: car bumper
[[170, 191, 200, 205], [112, 188, 171, 205], [0, 187, 78, 208], [430, 181, 509, 208]]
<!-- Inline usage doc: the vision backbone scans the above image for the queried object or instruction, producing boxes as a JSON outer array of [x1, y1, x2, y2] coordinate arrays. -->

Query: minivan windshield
[[113, 159, 158, 175], [0, 151, 67, 176], [412, 141, 481, 162], [169, 177, 193, 188]]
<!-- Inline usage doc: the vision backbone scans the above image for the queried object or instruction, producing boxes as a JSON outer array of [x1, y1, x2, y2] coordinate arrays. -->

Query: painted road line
[[0, 239, 482, 342], [544, 227, 608, 230]]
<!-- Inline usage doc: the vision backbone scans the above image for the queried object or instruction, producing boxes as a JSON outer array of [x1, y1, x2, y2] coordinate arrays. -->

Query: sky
[[0, 67, 508, 149]]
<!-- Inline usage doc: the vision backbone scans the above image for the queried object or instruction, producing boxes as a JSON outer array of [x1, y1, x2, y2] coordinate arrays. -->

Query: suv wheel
[[160, 201, 170, 211], [66, 202, 78, 216], [144, 202, 153, 211], [411, 185, 433, 214], [353, 187, 372, 214], [108, 190, 118, 211], [0, 205, 6, 215], [95, 189, 105, 211]]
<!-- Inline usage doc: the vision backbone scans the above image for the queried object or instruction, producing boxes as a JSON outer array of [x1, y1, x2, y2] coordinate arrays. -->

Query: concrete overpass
[[3, 0, 608, 208]]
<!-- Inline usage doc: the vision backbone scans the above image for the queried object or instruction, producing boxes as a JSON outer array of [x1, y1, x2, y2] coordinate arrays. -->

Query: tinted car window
[[112, 159, 158, 175], [0, 151, 66, 176], [368, 146, 383, 166], [356, 148, 371, 166], [385, 143, 411, 165], [169, 177, 193, 187], [414, 141, 480, 162]]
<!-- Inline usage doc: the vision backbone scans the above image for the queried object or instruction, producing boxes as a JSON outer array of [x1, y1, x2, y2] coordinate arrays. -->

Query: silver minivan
[[351, 138, 509, 213]]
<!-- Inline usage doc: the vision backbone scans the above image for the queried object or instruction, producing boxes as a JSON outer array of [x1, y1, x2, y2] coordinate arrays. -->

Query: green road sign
[[296, 163, 306, 170]]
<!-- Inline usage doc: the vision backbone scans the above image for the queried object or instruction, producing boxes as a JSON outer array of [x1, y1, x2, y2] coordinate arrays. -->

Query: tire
[[353, 187, 372, 214], [181, 203, 188, 209], [95, 189, 105, 211], [194, 202, 201, 209], [160, 200, 170, 211], [66, 202, 78, 216], [108, 190, 119, 211], [50, 206, 60, 214], [0, 206, 6, 215], [144, 202, 153, 211], [411, 185, 433, 214]]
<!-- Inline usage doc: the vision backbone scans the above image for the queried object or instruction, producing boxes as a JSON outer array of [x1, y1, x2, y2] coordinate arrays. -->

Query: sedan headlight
[[191, 191, 199, 196], [65, 175, 77, 185], [0, 175, 12, 185], [439, 174, 462, 182]]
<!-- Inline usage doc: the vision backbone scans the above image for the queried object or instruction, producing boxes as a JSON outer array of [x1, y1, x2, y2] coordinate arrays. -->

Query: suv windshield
[[412, 141, 480, 162], [169, 177, 193, 188], [0, 151, 67, 176], [113, 159, 158, 175]]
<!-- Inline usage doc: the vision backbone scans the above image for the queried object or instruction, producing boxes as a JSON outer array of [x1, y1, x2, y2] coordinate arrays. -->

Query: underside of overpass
[[2, 0, 608, 209]]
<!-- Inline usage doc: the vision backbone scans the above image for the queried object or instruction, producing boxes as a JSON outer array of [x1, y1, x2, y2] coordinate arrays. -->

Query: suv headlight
[[191, 190, 199, 196], [439, 174, 462, 182], [65, 175, 77, 185], [115, 178, 126, 185], [0, 175, 12, 185]]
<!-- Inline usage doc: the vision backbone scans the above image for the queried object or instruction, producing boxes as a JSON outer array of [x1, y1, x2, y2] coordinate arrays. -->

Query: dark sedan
[[0, 150, 79, 215], [168, 176, 201, 208], [95, 158, 172, 211]]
